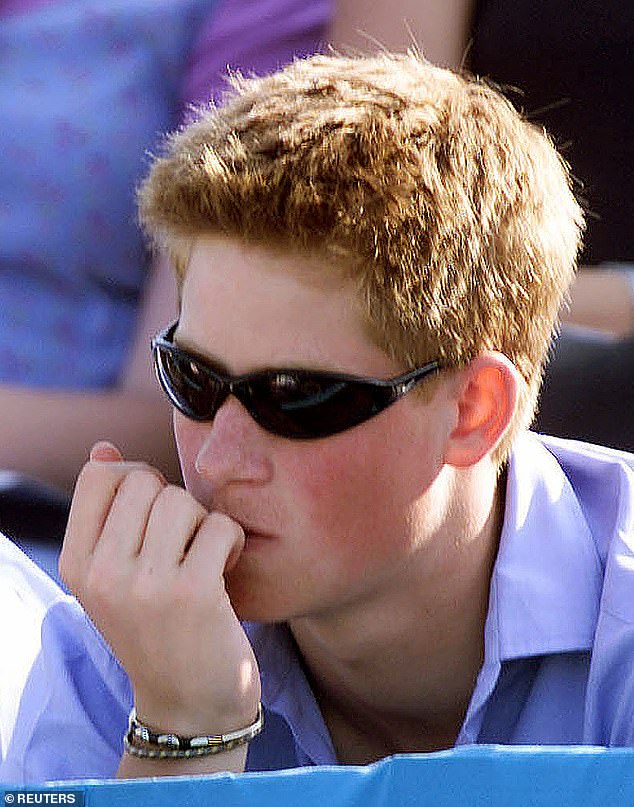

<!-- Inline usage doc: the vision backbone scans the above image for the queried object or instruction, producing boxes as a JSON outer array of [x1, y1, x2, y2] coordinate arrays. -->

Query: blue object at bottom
[[3, 746, 634, 807]]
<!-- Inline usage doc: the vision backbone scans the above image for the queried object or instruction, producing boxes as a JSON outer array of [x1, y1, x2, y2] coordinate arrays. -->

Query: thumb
[[89, 441, 124, 462]]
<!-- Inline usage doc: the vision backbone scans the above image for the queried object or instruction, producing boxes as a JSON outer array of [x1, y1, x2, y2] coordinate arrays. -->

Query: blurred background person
[[0, 0, 330, 543]]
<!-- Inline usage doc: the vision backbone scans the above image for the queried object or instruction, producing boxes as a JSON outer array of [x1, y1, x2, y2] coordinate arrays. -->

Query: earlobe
[[444, 353, 520, 468]]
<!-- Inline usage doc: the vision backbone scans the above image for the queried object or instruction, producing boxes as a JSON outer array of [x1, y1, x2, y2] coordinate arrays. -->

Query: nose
[[193, 395, 274, 490]]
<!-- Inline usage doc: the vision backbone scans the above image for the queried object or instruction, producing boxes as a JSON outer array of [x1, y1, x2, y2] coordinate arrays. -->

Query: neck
[[289, 463, 506, 764]]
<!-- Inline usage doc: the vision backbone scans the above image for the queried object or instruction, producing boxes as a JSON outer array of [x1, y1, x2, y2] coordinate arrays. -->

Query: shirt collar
[[487, 431, 603, 662], [458, 432, 606, 744]]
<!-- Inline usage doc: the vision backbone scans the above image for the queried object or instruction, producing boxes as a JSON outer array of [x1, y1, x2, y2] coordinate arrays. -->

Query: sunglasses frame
[[152, 321, 441, 439]]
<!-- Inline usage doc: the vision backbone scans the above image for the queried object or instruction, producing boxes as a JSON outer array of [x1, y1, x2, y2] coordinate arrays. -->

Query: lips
[[224, 524, 277, 574], [218, 512, 279, 545], [198, 499, 278, 544]]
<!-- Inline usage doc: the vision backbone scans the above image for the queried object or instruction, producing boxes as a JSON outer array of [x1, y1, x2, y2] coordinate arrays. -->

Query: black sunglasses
[[152, 322, 441, 440]]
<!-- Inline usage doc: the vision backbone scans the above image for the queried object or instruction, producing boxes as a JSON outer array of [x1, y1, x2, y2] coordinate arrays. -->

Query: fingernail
[[90, 441, 123, 462]]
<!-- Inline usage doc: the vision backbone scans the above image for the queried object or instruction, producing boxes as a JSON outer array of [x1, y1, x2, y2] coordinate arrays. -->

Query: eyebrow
[[169, 322, 398, 379], [172, 335, 337, 380]]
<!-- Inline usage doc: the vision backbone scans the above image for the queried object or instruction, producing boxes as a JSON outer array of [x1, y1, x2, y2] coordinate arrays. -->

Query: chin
[[230, 598, 289, 624], [226, 557, 327, 623], [226, 572, 286, 623]]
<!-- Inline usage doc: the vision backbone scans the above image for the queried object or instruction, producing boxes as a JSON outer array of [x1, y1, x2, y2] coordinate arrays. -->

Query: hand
[[59, 441, 261, 736]]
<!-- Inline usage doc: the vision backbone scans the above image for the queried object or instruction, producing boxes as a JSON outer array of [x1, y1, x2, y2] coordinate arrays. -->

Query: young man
[[2, 52, 634, 783]]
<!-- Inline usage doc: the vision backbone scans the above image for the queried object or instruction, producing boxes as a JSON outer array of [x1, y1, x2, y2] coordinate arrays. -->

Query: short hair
[[138, 52, 584, 457]]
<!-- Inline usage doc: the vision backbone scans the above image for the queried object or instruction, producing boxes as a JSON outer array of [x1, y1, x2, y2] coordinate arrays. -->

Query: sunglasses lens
[[156, 347, 225, 421], [152, 325, 428, 439], [246, 373, 388, 438]]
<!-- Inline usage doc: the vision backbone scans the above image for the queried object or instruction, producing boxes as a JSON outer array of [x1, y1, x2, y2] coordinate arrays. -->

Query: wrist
[[118, 743, 249, 778], [133, 695, 261, 739]]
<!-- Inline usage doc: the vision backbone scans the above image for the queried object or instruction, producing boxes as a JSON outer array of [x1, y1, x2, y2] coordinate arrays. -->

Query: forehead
[[177, 236, 399, 376]]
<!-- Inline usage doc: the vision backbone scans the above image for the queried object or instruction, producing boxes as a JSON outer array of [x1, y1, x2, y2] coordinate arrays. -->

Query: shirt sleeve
[[179, 0, 331, 108], [0, 596, 132, 784]]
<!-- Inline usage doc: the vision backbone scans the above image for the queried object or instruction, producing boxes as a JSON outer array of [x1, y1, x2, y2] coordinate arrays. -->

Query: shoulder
[[537, 432, 634, 476], [529, 436, 634, 745], [527, 434, 634, 618], [530, 433, 634, 561]]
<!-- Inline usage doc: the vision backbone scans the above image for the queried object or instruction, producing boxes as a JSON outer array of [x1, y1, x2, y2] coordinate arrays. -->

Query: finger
[[95, 469, 167, 564], [180, 511, 246, 582], [90, 441, 124, 462], [59, 460, 164, 592], [60, 460, 130, 591], [138, 485, 208, 573]]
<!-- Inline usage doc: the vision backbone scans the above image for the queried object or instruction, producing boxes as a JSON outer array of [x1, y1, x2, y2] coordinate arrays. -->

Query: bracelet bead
[[124, 703, 264, 759]]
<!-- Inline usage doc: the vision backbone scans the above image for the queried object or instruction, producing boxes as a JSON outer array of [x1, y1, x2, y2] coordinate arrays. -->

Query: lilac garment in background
[[184, 0, 331, 107], [1, 433, 634, 783], [0, 0, 329, 388], [3, 0, 54, 15]]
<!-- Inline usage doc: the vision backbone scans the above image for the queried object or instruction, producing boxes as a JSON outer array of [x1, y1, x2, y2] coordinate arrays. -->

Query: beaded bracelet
[[124, 703, 264, 759]]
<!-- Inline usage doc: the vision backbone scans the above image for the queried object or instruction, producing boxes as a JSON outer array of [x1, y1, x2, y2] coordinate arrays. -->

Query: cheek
[[285, 423, 439, 574]]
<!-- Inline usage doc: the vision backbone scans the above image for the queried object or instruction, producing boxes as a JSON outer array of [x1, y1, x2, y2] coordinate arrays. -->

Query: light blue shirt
[[1, 433, 634, 783]]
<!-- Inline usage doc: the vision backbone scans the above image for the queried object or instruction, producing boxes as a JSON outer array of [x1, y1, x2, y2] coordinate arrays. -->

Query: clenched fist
[[59, 441, 261, 740]]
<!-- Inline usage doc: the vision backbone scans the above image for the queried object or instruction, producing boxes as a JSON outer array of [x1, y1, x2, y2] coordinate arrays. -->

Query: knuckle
[[206, 510, 245, 539], [118, 468, 164, 499], [83, 565, 139, 629], [151, 486, 208, 535], [156, 483, 200, 513], [84, 556, 111, 592], [75, 459, 120, 490], [83, 566, 116, 612]]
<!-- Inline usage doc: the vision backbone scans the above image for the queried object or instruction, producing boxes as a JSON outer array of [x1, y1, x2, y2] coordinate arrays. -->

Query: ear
[[444, 352, 520, 468]]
